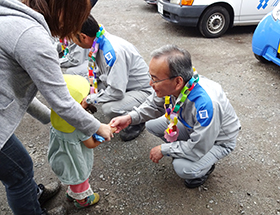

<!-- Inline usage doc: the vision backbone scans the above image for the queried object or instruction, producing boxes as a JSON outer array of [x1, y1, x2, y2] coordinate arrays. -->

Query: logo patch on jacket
[[199, 110, 209, 119], [99, 36, 116, 67], [105, 52, 113, 61]]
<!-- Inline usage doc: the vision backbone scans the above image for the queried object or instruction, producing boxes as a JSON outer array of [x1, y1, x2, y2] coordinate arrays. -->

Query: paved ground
[[1, 0, 280, 214]]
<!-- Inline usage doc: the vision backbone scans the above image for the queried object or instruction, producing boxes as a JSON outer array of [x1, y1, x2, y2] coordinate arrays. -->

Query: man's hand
[[96, 123, 113, 141], [110, 115, 132, 133], [150, 145, 163, 163]]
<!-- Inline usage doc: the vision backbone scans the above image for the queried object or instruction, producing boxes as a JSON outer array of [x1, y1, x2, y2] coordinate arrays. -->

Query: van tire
[[198, 6, 230, 38]]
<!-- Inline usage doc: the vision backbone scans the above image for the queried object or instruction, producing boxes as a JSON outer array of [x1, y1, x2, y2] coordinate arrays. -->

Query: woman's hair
[[22, 0, 91, 40], [151, 45, 193, 83]]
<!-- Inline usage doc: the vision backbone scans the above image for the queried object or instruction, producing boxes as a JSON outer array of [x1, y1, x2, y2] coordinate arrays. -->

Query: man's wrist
[[160, 144, 170, 156], [127, 114, 133, 125]]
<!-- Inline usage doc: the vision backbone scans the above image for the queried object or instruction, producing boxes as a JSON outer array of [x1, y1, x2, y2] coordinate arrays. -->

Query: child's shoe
[[74, 193, 100, 209], [65, 192, 74, 202]]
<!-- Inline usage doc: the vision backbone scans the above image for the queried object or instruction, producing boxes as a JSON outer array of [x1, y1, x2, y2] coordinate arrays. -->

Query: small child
[[48, 74, 111, 209]]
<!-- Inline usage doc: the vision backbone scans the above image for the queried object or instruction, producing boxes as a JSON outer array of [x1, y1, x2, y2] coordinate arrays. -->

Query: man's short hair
[[81, 14, 100, 37], [151, 45, 193, 83]]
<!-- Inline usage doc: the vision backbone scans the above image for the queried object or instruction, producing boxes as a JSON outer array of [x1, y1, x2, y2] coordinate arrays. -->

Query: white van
[[157, 0, 279, 37]]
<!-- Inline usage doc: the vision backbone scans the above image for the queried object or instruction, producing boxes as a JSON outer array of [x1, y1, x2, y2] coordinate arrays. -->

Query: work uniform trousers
[[65, 60, 152, 119], [146, 115, 238, 180]]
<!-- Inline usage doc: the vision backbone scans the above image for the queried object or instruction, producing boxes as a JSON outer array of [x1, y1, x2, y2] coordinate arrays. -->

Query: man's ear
[[175, 76, 185, 90], [79, 33, 88, 43]]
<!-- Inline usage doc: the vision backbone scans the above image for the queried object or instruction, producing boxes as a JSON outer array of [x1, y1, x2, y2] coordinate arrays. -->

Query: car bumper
[[252, 12, 280, 66], [157, 0, 207, 27], [144, 0, 157, 5]]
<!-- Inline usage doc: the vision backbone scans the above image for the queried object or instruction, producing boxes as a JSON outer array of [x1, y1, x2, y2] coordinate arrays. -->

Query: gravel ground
[[1, 0, 280, 214]]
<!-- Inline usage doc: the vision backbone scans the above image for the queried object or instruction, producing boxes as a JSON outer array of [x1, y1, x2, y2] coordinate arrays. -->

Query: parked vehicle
[[144, 0, 157, 5], [252, 2, 280, 66], [157, 0, 279, 38]]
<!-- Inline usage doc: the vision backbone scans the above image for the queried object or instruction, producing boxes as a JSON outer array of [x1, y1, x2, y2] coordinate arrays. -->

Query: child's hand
[[110, 124, 117, 133], [97, 123, 113, 141]]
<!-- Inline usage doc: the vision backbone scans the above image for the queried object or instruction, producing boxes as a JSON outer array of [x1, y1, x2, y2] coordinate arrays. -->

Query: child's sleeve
[[92, 133, 105, 142]]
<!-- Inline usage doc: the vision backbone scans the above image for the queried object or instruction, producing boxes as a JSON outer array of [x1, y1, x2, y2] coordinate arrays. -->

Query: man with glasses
[[110, 45, 241, 188]]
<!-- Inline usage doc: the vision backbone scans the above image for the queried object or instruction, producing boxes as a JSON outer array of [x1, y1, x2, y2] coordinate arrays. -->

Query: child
[[48, 74, 110, 209]]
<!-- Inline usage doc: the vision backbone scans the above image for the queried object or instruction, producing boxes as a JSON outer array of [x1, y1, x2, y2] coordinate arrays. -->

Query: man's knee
[[101, 103, 123, 119], [172, 158, 217, 180], [146, 120, 164, 138], [172, 159, 197, 179], [145, 121, 154, 134], [65, 67, 87, 78]]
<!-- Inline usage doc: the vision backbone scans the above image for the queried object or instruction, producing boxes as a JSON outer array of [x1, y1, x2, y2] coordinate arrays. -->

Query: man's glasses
[[148, 73, 176, 84]]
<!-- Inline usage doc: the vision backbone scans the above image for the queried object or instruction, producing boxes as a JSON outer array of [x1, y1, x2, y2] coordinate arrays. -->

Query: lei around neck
[[164, 68, 199, 142], [87, 25, 105, 94]]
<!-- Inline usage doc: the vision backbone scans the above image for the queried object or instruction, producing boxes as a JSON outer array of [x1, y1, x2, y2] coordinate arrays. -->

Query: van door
[[239, 0, 279, 24]]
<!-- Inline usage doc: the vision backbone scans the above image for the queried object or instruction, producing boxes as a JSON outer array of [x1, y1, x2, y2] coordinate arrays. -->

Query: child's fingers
[[109, 122, 117, 133], [111, 126, 117, 133]]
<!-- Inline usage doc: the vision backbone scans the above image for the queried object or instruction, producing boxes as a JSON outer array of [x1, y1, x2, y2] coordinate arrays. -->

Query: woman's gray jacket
[[0, 0, 100, 149]]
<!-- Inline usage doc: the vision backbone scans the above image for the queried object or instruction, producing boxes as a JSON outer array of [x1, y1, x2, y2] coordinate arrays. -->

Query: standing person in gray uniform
[[67, 15, 153, 141], [110, 45, 241, 188], [0, 0, 113, 214]]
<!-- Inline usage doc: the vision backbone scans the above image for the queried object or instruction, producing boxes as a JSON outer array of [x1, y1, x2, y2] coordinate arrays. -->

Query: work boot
[[119, 123, 145, 141], [38, 181, 61, 205], [42, 205, 67, 215], [184, 164, 215, 189]]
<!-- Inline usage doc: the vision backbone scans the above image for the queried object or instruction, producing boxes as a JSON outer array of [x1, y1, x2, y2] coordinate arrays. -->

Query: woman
[[0, 0, 112, 214]]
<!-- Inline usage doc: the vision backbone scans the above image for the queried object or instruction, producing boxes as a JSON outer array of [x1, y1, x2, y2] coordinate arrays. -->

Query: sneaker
[[38, 182, 61, 205], [184, 164, 215, 189], [119, 123, 145, 141], [74, 193, 100, 209], [42, 205, 67, 215]]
